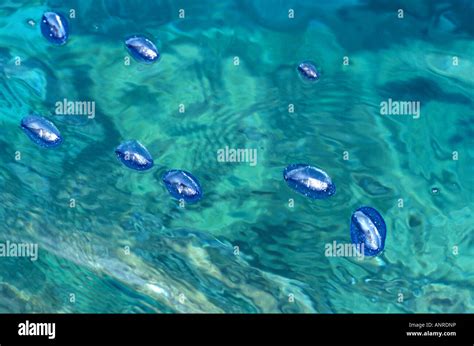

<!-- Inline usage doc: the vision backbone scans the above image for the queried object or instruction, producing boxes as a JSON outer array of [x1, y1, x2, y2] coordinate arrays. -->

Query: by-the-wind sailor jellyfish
[[162, 170, 202, 203], [283, 164, 335, 199], [125, 36, 159, 63], [40, 12, 69, 45], [350, 206, 387, 257], [115, 140, 153, 171], [20, 115, 63, 148], [297, 61, 320, 82]]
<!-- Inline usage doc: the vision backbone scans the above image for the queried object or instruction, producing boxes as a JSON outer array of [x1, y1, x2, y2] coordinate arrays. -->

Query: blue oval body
[[162, 170, 202, 203], [350, 206, 387, 257], [283, 164, 335, 199], [297, 61, 320, 82], [125, 36, 159, 63], [21, 115, 63, 148], [40, 12, 69, 45], [115, 140, 153, 171]]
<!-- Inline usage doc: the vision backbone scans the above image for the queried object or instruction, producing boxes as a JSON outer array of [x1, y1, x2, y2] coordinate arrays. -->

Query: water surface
[[0, 0, 472, 313]]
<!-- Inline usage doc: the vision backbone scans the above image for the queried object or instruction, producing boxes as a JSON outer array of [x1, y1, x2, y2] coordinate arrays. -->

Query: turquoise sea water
[[0, 0, 473, 313]]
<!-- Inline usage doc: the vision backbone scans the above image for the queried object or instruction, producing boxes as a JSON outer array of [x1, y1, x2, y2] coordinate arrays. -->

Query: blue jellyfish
[[20, 115, 63, 148], [40, 12, 69, 45], [125, 36, 160, 63], [350, 206, 387, 257], [283, 164, 335, 199], [115, 140, 154, 171], [162, 170, 202, 203]]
